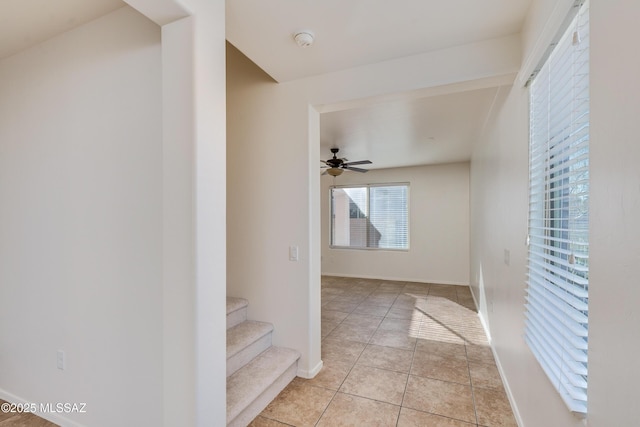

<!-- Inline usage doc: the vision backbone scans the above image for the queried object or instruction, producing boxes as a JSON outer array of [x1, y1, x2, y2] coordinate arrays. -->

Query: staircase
[[226, 297, 300, 427]]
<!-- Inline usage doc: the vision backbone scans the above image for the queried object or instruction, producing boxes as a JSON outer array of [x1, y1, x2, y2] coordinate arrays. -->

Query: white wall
[[227, 34, 519, 379], [470, 0, 640, 426], [588, 1, 640, 425], [470, 81, 573, 426], [227, 28, 520, 376], [0, 7, 163, 427], [321, 163, 470, 285], [226, 45, 321, 376], [127, 0, 228, 424], [185, 2, 228, 425], [0, 0, 228, 424]]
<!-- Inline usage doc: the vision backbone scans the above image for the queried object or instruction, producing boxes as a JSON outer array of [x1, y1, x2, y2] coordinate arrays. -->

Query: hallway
[[250, 276, 517, 426]]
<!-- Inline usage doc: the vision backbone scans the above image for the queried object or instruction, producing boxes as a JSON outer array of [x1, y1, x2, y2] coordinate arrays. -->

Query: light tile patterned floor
[[0, 406, 58, 427], [250, 276, 517, 427], [2, 277, 517, 427]]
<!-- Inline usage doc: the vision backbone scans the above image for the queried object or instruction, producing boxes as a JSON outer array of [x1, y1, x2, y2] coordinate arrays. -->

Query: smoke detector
[[293, 31, 314, 48]]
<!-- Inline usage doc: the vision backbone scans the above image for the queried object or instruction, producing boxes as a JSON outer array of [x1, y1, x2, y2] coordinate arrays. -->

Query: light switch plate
[[289, 246, 299, 261]]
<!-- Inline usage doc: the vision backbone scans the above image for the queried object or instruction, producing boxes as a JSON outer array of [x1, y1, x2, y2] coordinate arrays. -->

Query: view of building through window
[[331, 184, 408, 250]]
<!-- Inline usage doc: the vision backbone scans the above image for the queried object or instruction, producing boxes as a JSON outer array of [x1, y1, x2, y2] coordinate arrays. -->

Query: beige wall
[[158, 0, 228, 423], [588, 1, 640, 424], [226, 44, 321, 376], [226, 32, 519, 378], [470, 0, 640, 425], [321, 163, 470, 285], [0, 7, 163, 426], [0, 1, 228, 425]]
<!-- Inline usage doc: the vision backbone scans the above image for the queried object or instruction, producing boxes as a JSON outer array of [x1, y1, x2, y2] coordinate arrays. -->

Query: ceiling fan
[[321, 148, 372, 177]]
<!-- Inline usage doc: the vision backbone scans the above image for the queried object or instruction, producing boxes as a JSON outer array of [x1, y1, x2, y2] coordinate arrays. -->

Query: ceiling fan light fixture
[[321, 147, 371, 176]]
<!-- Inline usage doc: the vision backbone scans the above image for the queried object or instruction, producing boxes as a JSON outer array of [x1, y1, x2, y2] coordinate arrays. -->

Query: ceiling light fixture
[[293, 31, 314, 48], [327, 168, 343, 177]]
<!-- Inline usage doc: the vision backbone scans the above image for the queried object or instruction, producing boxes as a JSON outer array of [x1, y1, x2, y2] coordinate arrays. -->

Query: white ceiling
[[320, 87, 500, 170], [2, 0, 531, 169], [226, 0, 531, 83], [227, 0, 531, 169], [0, 0, 125, 60]]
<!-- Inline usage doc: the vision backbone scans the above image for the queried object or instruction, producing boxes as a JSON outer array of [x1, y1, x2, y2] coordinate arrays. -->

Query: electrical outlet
[[57, 350, 65, 370], [504, 249, 510, 266]]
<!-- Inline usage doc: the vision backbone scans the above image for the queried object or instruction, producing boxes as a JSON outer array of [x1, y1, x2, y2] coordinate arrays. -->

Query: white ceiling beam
[[295, 34, 521, 109], [123, 0, 189, 26], [316, 72, 517, 114]]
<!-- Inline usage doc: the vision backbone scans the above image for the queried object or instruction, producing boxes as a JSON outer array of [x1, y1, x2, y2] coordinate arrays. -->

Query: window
[[331, 184, 408, 250], [525, 0, 589, 415]]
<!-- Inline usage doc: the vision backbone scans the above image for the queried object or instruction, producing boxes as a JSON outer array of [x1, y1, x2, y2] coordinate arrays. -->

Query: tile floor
[[0, 402, 58, 427], [250, 276, 517, 427], [2, 277, 516, 427]]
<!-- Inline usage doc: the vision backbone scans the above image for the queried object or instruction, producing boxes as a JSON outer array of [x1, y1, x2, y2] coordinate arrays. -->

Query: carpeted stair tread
[[226, 297, 249, 330], [227, 320, 273, 360], [226, 297, 248, 315], [227, 346, 300, 424]]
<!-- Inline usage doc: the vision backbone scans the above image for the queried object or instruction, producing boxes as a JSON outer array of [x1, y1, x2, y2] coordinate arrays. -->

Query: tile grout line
[[397, 293, 421, 427], [317, 278, 499, 427], [380, 288, 406, 427], [314, 281, 378, 426], [334, 282, 405, 426], [465, 342, 481, 426]]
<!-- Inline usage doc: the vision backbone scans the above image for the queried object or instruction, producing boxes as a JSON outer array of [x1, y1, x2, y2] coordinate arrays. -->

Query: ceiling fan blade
[[321, 170, 328, 176], [343, 160, 372, 166], [344, 166, 369, 173]]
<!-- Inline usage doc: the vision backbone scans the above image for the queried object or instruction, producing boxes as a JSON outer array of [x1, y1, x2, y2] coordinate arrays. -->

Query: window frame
[[329, 182, 410, 251]]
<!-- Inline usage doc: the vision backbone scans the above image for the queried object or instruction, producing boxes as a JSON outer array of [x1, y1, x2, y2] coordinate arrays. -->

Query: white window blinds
[[525, 0, 589, 415], [331, 184, 409, 250]]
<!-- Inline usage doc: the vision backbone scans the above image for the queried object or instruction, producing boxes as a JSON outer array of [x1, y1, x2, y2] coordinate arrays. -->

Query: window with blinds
[[525, 0, 589, 415], [330, 184, 408, 250]]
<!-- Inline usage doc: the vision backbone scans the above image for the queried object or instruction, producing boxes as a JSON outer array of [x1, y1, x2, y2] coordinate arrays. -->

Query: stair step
[[227, 297, 248, 330], [227, 346, 300, 427], [227, 321, 274, 377]]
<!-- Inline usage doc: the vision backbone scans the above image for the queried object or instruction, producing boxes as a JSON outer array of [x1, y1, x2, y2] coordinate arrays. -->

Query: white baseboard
[[471, 292, 524, 427], [321, 272, 469, 286], [491, 345, 524, 427], [297, 360, 323, 379], [0, 388, 86, 427]]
